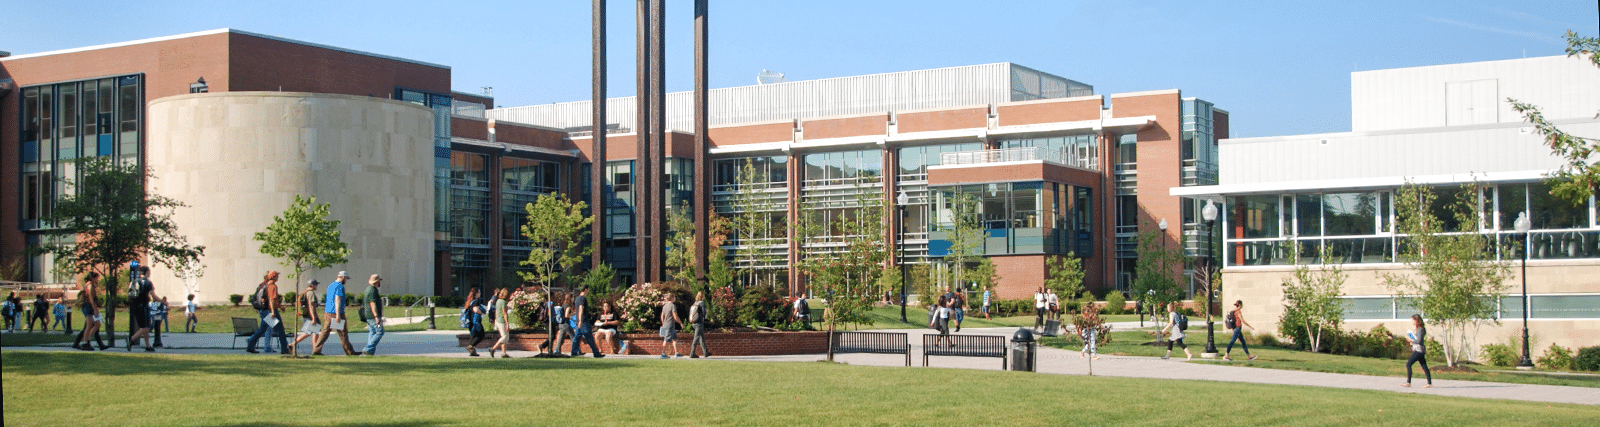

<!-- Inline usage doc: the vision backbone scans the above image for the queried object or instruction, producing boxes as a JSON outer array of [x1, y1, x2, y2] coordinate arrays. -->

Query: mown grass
[[839, 304, 1140, 330], [2, 351, 1596, 426], [1040, 328, 1600, 389]]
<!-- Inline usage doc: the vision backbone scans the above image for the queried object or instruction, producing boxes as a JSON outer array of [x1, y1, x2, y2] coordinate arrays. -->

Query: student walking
[[246, 271, 288, 354], [659, 293, 682, 358], [51, 299, 68, 333], [490, 288, 511, 358], [183, 294, 199, 333], [313, 272, 356, 356], [1046, 289, 1061, 321], [290, 280, 321, 357], [689, 291, 711, 358], [28, 295, 49, 332], [1034, 288, 1046, 329], [72, 272, 108, 350], [929, 295, 952, 347], [1079, 308, 1101, 360], [536, 294, 569, 354], [1403, 314, 1433, 388], [125, 265, 157, 352], [951, 290, 966, 332], [1161, 303, 1192, 361], [463, 287, 486, 357], [571, 288, 603, 358], [359, 274, 385, 356], [1223, 300, 1256, 361], [980, 287, 991, 320]]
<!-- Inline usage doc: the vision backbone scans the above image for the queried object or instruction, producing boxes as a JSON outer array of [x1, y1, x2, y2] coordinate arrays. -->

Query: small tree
[[796, 177, 889, 358], [1280, 260, 1348, 353], [1131, 226, 1183, 342], [908, 263, 934, 307], [1382, 182, 1512, 367], [253, 195, 350, 295], [726, 158, 784, 288], [32, 157, 205, 346], [705, 213, 736, 291], [942, 191, 983, 291], [578, 262, 617, 301], [966, 256, 998, 295], [519, 193, 593, 351], [664, 203, 699, 285], [1044, 254, 1086, 304]]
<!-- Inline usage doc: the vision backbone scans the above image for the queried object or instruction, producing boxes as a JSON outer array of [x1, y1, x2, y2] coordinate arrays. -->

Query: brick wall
[[801, 113, 887, 140]]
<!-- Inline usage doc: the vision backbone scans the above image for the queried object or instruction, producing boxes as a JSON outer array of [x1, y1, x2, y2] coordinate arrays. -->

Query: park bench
[[922, 333, 1008, 370], [231, 316, 290, 349], [829, 331, 911, 366]]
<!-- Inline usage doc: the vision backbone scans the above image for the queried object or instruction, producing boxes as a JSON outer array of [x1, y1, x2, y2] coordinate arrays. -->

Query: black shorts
[[130, 308, 152, 329], [1168, 337, 1187, 350]]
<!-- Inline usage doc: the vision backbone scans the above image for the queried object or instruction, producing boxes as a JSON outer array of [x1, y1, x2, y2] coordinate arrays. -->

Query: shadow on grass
[[2, 351, 626, 378], [219, 422, 450, 427]]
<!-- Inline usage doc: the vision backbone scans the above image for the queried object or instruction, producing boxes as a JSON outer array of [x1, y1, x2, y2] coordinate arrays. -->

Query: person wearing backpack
[[2, 294, 17, 333], [462, 287, 486, 357], [570, 288, 603, 358], [125, 265, 158, 352], [246, 271, 288, 354], [688, 290, 711, 358], [289, 280, 322, 357], [1223, 300, 1256, 361], [1160, 303, 1192, 361], [358, 274, 385, 356], [792, 295, 810, 329]]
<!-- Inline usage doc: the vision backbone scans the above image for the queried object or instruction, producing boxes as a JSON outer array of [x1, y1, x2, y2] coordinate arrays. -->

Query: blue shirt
[[324, 281, 345, 314]]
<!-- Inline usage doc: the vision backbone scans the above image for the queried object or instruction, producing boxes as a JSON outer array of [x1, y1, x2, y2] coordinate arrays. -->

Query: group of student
[[250, 270, 386, 357], [460, 286, 714, 359]]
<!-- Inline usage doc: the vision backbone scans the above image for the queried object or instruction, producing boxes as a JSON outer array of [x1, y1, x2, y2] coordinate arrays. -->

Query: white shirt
[[1169, 311, 1186, 340], [1034, 292, 1045, 308], [185, 300, 197, 315], [1047, 293, 1059, 306]]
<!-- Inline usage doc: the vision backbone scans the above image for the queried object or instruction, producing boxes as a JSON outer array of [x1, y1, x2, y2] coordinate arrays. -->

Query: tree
[[725, 158, 784, 288], [941, 191, 982, 292], [664, 203, 699, 285], [1044, 254, 1086, 303], [966, 256, 998, 296], [1511, 31, 1600, 205], [908, 263, 934, 307], [796, 177, 889, 356], [704, 212, 736, 291], [1382, 182, 1513, 367], [578, 261, 617, 301], [253, 195, 350, 295], [1279, 260, 1348, 353], [32, 157, 205, 346], [1131, 225, 1183, 342], [518, 194, 593, 287]]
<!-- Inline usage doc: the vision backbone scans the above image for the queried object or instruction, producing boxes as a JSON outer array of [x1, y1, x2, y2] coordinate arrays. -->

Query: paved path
[[6, 326, 1597, 405]]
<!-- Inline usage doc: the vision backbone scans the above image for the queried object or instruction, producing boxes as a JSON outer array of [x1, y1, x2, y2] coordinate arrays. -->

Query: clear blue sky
[[3, 0, 1595, 138]]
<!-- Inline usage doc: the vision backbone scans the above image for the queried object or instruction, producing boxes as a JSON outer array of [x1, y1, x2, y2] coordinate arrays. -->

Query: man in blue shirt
[[312, 271, 356, 356]]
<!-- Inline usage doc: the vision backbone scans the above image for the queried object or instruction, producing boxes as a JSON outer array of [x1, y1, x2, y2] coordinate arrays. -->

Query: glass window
[[449, 152, 488, 188], [1528, 182, 1585, 230], [1295, 194, 1322, 237], [1229, 196, 1279, 239], [1531, 295, 1600, 319], [1344, 297, 1394, 320], [1324, 192, 1378, 236], [1496, 184, 1526, 230]]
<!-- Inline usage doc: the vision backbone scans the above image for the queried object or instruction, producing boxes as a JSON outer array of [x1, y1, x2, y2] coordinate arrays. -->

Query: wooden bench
[[923, 333, 1008, 369], [829, 331, 911, 366]]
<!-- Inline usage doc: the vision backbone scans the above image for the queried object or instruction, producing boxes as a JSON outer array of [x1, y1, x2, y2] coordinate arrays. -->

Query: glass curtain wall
[[896, 142, 983, 266], [449, 152, 491, 292], [500, 157, 560, 287], [711, 155, 789, 280], [800, 149, 883, 255], [927, 182, 1091, 257], [999, 134, 1098, 170], [17, 75, 143, 282]]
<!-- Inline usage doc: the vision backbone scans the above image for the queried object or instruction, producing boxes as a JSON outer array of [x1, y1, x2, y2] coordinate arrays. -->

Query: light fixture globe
[[1202, 200, 1218, 223]]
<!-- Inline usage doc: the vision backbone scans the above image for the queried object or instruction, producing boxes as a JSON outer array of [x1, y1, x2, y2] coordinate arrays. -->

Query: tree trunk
[[105, 267, 119, 348]]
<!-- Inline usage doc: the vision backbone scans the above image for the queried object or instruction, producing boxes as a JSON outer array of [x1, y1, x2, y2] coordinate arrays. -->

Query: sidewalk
[[6, 326, 1597, 405]]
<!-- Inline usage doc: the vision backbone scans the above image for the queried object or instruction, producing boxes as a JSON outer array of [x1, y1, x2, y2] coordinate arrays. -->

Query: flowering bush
[[710, 286, 739, 328], [618, 283, 666, 331], [507, 288, 546, 329]]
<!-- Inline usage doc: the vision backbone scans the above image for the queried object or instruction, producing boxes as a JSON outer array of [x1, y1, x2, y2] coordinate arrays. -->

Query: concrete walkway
[[6, 326, 1597, 405]]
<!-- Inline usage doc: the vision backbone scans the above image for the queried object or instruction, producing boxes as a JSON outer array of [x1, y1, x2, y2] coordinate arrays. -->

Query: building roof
[[0, 29, 450, 70], [489, 63, 1092, 132]]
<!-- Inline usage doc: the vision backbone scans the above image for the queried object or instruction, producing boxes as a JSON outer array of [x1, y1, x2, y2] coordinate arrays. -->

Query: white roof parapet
[[709, 141, 792, 155], [789, 135, 886, 152], [451, 137, 576, 158], [1171, 170, 1552, 197]]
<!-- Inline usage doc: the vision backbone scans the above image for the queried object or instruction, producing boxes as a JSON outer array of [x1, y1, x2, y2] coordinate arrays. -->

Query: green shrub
[[1575, 346, 1600, 371], [1479, 342, 1519, 367], [386, 294, 402, 306], [281, 292, 295, 304], [229, 294, 244, 306], [1256, 332, 1281, 348], [400, 294, 419, 307], [737, 285, 787, 328], [1537, 344, 1575, 370], [1178, 307, 1196, 317], [1102, 292, 1126, 315], [1060, 299, 1081, 314], [1425, 339, 1446, 363]]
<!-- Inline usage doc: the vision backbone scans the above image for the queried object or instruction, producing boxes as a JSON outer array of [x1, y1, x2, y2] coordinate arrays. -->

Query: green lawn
[[1040, 329, 1600, 388], [0, 333, 77, 347], [3, 351, 1595, 426], [46, 304, 463, 335]]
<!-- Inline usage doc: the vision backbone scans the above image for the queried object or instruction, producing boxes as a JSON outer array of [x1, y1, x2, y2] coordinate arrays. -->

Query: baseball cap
[[338, 271, 348, 278], [308, 279, 321, 286]]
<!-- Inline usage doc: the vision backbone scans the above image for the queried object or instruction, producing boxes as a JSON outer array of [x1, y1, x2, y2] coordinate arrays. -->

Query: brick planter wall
[[457, 330, 829, 356]]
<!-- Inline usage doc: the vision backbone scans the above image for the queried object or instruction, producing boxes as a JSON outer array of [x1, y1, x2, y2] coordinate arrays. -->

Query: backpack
[[459, 303, 474, 329], [690, 301, 706, 324], [798, 299, 811, 316], [1225, 311, 1238, 329], [1176, 313, 1188, 331], [1, 300, 12, 317], [250, 283, 271, 310], [487, 300, 497, 323]]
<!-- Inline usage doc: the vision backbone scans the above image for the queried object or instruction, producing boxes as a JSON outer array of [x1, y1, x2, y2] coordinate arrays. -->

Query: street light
[[1514, 211, 1534, 369], [1201, 200, 1220, 357], [898, 190, 910, 323], [1149, 218, 1167, 326]]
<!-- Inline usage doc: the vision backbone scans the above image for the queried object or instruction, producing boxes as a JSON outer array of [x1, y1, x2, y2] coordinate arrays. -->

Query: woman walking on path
[[929, 295, 952, 348], [1222, 300, 1256, 361], [289, 280, 321, 356], [463, 287, 486, 357], [490, 288, 511, 358], [1403, 314, 1433, 388], [689, 291, 711, 358], [1160, 303, 1192, 361], [659, 293, 682, 358], [72, 272, 107, 350]]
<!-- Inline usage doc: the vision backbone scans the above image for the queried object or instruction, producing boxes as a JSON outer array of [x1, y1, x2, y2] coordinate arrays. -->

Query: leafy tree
[[253, 195, 350, 294], [1511, 31, 1600, 205], [1382, 182, 1513, 367], [1279, 260, 1348, 353], [32, 157, 205, 345], [518, 193, 593, 287], [796, 177, 889, 355], [664, 203, 699, 285], [578, 261, 617, 301], [966, 255, 999, 294], [725, 158, 785, 288], [941, 191, 983, 291], [1044, 254, 1085, 303], [1130, 226, 1183, 342], [704, 212, 736, 291], [908, 263, 934, 307]]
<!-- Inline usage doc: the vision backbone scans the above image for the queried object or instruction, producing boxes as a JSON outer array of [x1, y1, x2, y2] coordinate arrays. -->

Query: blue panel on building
[[928, 239, 951, 257], [988, 228, 1007, 238], [435, 146, 451, 158]]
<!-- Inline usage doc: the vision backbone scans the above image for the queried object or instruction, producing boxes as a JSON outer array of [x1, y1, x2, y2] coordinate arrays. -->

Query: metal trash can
[[1011, 328, 1037, 372]]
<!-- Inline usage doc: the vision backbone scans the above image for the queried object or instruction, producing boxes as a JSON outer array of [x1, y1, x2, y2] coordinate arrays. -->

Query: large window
[[1001, 135, 1097, 170], [802, 149, 882, 186], [898, 143, 982, 180], [927, 182, 1090, 257]]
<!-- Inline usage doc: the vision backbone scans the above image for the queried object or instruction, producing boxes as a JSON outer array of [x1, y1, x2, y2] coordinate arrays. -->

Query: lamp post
[[1514, 212, 1534, 369], [1201, 200, 1219, 357], [898, 190, 910, 323], [1149, 218, 1167, 326]]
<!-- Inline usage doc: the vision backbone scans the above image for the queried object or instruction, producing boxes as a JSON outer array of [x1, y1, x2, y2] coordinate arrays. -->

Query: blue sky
[[2, 0, 1594, 138]]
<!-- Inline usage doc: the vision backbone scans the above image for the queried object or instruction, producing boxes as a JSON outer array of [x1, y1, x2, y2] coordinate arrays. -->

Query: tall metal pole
[[591, 0, 608, 272], [1203, 220, 1218, 355], [1518, 230, 1534, 369], [899, 205, 908, 323]]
